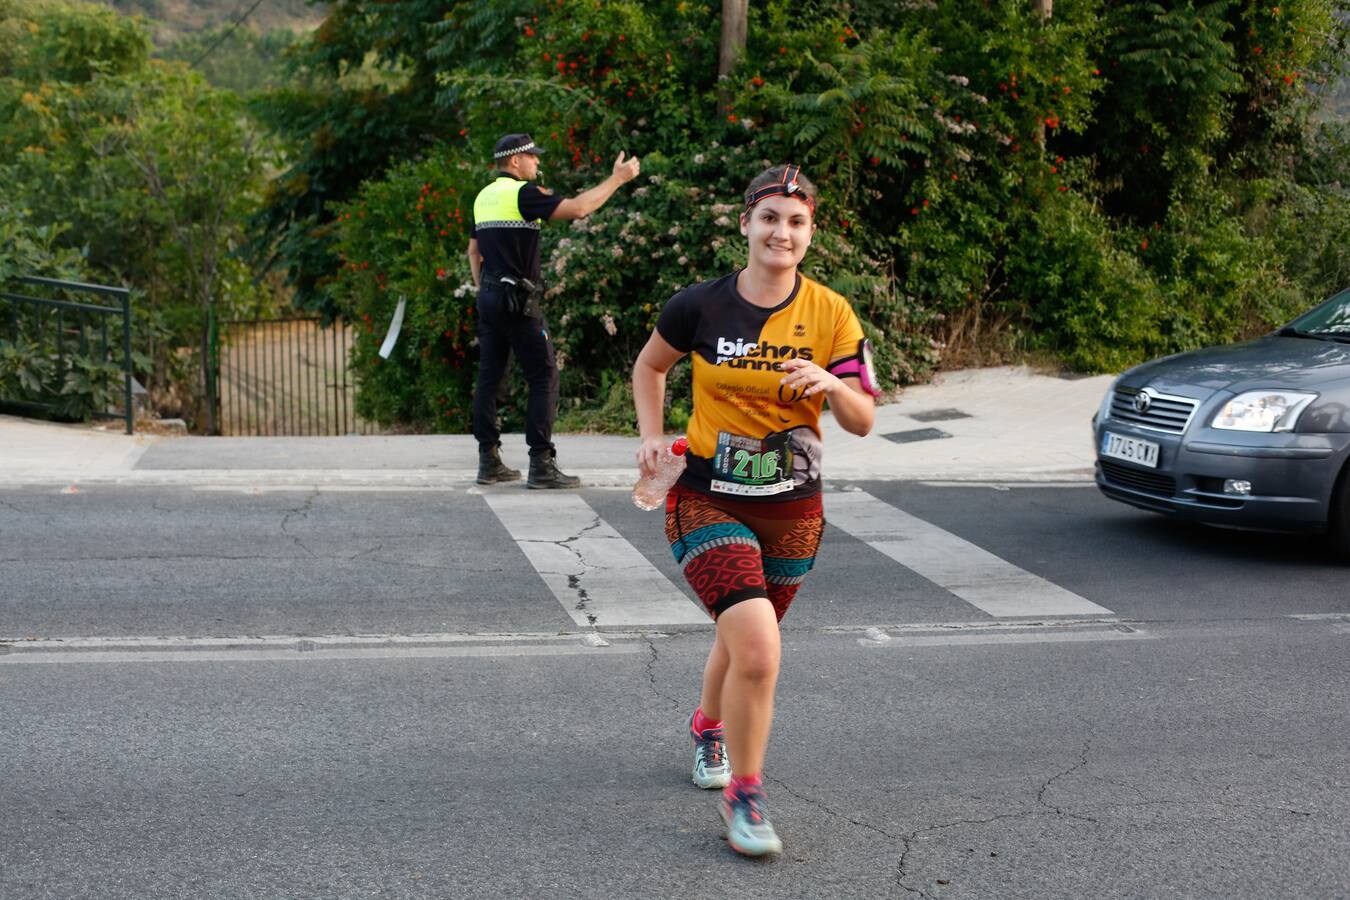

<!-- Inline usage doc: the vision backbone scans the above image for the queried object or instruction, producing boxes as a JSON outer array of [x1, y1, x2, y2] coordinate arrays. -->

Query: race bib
[[710, 431, 794, 497]]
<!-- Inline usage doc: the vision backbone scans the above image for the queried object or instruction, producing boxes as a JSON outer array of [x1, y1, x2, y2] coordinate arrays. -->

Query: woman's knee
[[733, 642, 779, 682], [718, 598, 781, 680]]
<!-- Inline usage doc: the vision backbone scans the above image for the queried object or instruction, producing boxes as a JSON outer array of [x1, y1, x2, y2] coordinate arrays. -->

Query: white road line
[[860, 629, 1151, 648], [825, 492, 1113, 617], [0, 644, 642, 665], [483, 493, 709, 627], [821, 618, 1122, 634], [0, 631, 644, 651], [915, 482, 1094, 489]]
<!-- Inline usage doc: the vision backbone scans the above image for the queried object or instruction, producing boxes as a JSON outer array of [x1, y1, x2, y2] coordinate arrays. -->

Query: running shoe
[[687, 712, 731, 790], [720, 784, 783, 857]]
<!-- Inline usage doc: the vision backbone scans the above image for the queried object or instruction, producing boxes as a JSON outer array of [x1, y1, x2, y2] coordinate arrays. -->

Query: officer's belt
[[481, 273, 540, 293]]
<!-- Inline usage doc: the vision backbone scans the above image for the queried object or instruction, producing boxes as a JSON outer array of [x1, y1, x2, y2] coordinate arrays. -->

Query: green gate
[[0, 275, 134, 434]]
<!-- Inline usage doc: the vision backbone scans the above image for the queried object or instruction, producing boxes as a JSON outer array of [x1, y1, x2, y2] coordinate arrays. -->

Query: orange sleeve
[[829, 294, 865, 365]]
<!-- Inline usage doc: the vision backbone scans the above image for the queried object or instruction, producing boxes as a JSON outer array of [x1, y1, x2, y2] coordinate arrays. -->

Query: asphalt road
[[2, 483, 1348, 899]]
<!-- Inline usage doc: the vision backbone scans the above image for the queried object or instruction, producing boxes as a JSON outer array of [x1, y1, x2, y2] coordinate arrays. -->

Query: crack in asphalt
[[349, 542, 385, 562], [640, 633, 683, 710], [1092, 796, 1315, 819], [279, 490, 319, 557], [894, 811, 1030, 898], [1036, 738, 1099, 825], [891, 740, 1098, 895], [765, 776, 905, 842], [0, 497, 30, 515], [1091, 773, 1152, 804], [541, 516, 606, 626]]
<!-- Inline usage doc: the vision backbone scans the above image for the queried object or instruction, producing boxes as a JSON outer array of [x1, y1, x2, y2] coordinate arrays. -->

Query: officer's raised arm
[[550, 151, 641, 221]]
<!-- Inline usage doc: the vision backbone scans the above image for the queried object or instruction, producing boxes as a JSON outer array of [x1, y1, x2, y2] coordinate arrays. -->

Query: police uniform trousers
[[471, 280, 559, 454]]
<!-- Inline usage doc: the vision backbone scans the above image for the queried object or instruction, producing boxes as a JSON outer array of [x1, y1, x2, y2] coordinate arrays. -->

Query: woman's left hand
[[778, 357, 843, 398]]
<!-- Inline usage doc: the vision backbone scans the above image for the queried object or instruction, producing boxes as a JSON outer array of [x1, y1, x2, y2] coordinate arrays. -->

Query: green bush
[[330, 151, 483, 432], [331, 141, 914, 432], [1006, 175, 1165, 373]]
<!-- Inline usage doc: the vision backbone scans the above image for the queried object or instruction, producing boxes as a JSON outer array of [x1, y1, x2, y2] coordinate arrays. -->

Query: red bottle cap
[[671, 437, 688, 455]]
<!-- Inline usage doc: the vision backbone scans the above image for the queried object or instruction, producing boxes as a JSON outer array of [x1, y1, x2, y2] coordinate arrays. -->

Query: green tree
[[1, 0, 279, 425]]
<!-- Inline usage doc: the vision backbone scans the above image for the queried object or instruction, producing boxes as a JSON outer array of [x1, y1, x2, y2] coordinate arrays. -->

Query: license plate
[[1100, 431, 1160, 468]]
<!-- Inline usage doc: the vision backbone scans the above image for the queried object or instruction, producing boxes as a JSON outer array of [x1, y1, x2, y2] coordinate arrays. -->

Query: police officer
[[467, 132, 641, 488]]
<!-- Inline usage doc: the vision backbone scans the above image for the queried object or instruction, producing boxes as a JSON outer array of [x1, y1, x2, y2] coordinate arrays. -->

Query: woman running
[[632, 164, 879, 856]]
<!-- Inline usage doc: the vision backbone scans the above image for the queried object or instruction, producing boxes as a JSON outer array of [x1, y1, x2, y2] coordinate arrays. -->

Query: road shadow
[[1104, 509, 1341, 567]]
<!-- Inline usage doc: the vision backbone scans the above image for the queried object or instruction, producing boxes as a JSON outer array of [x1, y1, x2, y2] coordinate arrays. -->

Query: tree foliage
[[7, 0, 1349, 435], [243, 0, 1350, 432], [1, 0, 279, 424]]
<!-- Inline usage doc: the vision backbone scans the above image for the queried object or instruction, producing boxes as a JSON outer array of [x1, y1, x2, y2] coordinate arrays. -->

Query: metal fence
[[0, 275, 133, 434], [217, 317, 378, 436]]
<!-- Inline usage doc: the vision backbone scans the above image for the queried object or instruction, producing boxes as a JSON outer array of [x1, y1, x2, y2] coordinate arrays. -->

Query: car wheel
[[1329, 462, 1350, 562]]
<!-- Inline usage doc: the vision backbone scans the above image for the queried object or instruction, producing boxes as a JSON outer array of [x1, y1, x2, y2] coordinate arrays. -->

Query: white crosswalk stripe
[[482, 492, 708, 627], [824, 491, 1113, 617]]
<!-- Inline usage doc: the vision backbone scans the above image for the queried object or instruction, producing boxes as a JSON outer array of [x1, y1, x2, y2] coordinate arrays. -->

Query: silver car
[[1093, 285, 1350, 556]]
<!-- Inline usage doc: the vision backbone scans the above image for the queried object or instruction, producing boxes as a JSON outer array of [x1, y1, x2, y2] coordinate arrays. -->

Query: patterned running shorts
[[664, 484, 824, 621]]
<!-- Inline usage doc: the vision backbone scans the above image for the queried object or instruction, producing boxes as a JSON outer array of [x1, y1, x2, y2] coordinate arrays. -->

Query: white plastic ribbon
[[377, 296, 407, 359]]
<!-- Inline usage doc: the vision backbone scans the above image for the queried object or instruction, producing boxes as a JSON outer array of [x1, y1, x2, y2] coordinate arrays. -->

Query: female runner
[[632, 164, 878, 856]]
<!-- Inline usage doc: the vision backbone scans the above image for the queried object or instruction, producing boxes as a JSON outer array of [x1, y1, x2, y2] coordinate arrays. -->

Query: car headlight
[[1095, 380, 1118, 425], [1211, 390, 1317, 432]]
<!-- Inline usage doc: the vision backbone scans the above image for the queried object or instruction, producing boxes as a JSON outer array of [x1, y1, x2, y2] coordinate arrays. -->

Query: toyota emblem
[[1133, 390, 1152, 414]]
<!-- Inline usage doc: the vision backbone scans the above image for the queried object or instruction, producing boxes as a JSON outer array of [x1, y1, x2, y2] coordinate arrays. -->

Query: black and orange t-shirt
[[656, 270, 865, 501]]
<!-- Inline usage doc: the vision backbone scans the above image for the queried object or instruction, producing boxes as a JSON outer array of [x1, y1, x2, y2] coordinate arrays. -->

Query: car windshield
[[1283, 287, 1350, 336]]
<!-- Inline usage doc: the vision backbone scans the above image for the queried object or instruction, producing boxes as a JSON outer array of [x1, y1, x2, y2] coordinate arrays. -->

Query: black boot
[[477, 445, 521, 485], [527, 450, 581, 489]]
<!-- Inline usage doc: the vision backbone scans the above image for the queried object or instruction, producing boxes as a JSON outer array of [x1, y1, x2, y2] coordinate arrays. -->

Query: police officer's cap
[[493, 133, 545, 160]]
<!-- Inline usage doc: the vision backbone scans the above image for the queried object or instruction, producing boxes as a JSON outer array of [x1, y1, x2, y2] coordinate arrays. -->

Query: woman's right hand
[[636, 435, 669, 479]]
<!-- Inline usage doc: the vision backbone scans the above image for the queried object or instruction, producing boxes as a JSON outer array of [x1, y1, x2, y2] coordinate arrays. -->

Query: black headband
[[744, 164, 816, 214]]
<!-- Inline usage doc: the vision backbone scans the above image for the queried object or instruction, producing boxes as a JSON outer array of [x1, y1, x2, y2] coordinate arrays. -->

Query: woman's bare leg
[[698, 629, 731, 720], [710, 597, 781, 776]]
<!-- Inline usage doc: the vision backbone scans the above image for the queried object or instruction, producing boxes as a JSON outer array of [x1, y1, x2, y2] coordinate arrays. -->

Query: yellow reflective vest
[[472, 176, 542, 233]]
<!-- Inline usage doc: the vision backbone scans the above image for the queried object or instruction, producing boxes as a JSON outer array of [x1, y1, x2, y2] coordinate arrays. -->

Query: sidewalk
[[0, 366, 1112, 488]]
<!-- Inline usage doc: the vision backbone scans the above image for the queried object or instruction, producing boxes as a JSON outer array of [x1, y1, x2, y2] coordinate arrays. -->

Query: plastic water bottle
[[633, 437, 689, 510]]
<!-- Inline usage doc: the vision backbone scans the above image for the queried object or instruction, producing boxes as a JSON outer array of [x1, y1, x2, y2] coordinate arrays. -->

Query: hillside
[[99, 0, 323, 42]]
